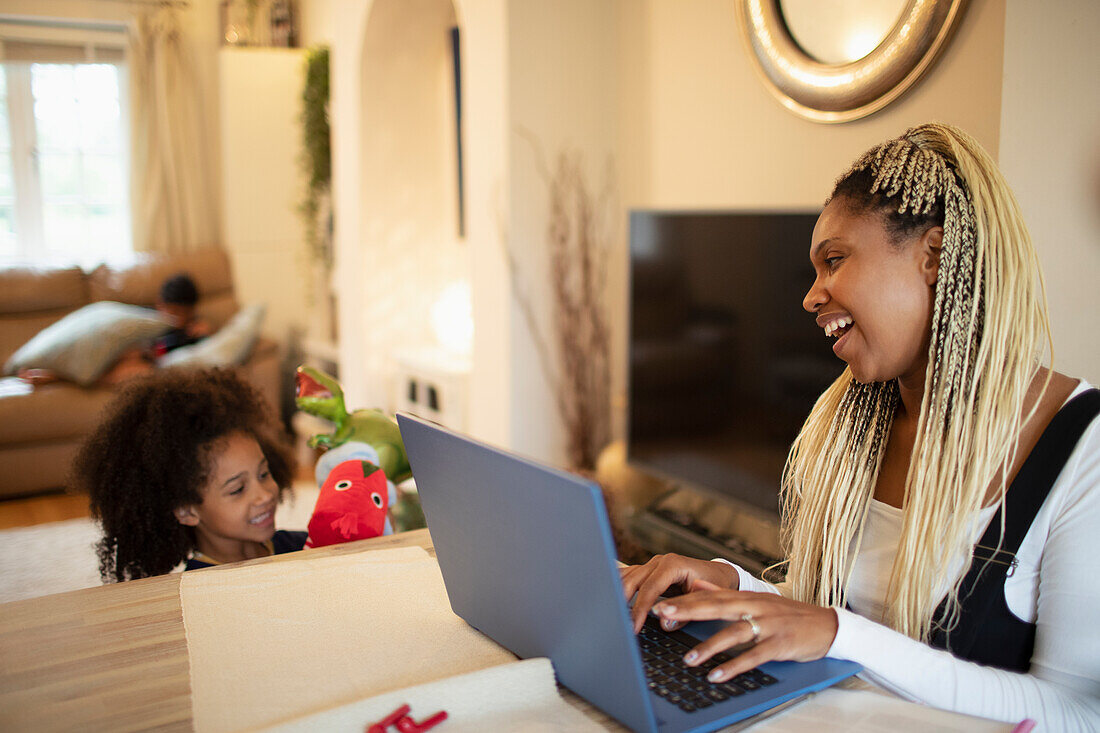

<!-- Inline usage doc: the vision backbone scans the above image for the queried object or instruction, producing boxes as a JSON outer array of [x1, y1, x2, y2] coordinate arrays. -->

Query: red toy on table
[[305, 459, 390, 548], [367, 704, 448, 733]]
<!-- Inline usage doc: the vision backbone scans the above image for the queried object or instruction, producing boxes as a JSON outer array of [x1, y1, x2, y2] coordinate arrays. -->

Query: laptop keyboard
[[638, 616, 779, 714]]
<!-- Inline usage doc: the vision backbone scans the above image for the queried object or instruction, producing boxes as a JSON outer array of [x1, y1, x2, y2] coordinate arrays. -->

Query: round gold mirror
[[736, 0, 969, 123]]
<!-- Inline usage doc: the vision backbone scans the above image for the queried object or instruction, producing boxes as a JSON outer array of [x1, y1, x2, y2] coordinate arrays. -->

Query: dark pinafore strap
[[928, 388, 1100, 671]]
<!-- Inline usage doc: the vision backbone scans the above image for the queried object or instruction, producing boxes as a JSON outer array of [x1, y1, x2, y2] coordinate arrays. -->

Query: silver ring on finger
[[740, 613, 761, 645]]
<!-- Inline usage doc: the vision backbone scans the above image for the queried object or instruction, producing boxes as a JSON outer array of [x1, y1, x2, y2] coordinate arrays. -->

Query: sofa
[[0, 247, 281, 499]]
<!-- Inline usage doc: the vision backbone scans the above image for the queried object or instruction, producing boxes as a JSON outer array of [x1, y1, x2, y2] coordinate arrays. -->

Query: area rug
[[0, 517, 103, 603], [0, 484, 320, 604]]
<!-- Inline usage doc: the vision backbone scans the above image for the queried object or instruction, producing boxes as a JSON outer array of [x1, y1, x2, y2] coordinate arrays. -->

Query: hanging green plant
[[300, 45, 332, 272]]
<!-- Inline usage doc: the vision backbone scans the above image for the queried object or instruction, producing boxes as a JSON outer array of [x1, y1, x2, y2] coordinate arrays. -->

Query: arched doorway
[[351, 0, 470, 415]]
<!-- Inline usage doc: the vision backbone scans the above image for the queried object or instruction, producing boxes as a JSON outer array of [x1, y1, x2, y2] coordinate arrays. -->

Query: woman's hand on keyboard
[[621, 554, 741, 633], [651, 579, 839, 683]]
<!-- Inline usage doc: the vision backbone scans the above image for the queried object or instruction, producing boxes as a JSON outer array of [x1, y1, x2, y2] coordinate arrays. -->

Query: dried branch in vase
[[505, 136, 614, 471]]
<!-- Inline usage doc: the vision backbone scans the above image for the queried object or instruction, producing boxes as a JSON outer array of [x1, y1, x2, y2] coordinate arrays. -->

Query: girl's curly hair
[[72, 368, 296, 583]]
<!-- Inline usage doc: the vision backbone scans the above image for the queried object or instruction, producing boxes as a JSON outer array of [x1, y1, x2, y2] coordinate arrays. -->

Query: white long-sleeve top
[[717, 380, 1100, 730]]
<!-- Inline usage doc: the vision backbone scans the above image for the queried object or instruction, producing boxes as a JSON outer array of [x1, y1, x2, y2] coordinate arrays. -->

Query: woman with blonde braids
[[621, 123, 1100, 727]]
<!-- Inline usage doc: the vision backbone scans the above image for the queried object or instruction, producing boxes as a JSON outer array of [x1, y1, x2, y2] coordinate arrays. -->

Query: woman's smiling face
[[803, 197, 942, 386]]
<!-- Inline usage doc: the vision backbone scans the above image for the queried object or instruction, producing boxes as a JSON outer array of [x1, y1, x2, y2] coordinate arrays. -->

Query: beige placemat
[[744, 687, 1016, 732], [180, 546, 517, 732], [257, 657, 603, 732]]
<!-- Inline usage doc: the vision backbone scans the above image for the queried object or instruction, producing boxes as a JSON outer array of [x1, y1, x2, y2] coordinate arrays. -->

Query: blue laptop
[[397, 414, 860, 732]]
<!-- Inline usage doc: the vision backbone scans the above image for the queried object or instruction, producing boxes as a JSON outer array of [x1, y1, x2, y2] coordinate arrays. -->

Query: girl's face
[[803, 198, 942, 386], [174, 431, 279, 559]]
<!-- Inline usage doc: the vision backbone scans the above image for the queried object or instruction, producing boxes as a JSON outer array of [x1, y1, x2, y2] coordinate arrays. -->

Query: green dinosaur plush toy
[[295, 366, 412, 482], [295, 365, 423, 531]]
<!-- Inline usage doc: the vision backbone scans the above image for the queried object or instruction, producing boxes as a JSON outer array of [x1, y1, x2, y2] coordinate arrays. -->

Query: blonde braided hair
[[781, 123, 1051, 641]]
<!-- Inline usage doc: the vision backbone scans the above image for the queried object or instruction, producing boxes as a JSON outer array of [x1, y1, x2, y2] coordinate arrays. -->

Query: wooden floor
[[0, 491, 91, 530], [0, 452, 318, 531]]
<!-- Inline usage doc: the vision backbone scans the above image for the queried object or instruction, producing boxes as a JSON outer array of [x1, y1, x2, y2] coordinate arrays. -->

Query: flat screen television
[[627, 210, 844, 518]]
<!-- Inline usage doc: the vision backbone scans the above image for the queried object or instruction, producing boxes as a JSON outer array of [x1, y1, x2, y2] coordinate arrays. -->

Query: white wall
[[329, 0, 374, 411], [328, 0, 599, 459], [358, 0, 466, 406], [219, 47, 311, 343], [505, 0, 620, 461], [999, 0, 1100, 385], [298, 0, 335, 46], [329, 0, 472, 416], [614, 0, 1005, 211], [458, 0, 512, 448]]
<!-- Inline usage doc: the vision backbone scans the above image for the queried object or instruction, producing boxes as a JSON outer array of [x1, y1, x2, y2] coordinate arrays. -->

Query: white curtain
[[128, 7, 220, 255]]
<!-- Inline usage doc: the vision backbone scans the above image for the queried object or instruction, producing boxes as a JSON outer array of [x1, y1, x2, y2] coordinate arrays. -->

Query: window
[[1, 30, 130, 269], [0, 71, 13, 257]]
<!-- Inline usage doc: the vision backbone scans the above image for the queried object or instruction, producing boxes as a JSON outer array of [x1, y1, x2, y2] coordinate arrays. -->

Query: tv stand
[[628, 487, 784, 579]]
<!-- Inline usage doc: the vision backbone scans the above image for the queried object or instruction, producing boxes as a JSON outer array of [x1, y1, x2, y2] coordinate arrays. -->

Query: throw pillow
[[2, 302, 170, 386], [158, 304, 266, 369]]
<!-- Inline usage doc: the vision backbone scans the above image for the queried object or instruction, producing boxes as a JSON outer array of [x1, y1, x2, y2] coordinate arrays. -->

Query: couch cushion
[[0, 267, 88, 365], [159, 304, 265, 369], [196, 292, 240, 332], [0, 311, 82, 367], [87, 247, 236, 308], [0, 265, 87, 315], [3, 302, 170, 386], [0, 382, 115, 446], [0, 441, 85, 496]]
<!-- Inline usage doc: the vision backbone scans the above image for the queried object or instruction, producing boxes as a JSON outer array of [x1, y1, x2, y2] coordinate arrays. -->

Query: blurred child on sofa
[[18, 272, 211, 386]]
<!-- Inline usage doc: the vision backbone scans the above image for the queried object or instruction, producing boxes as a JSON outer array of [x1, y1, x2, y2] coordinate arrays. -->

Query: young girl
[[622, 124, 1099, 727], [74, 368, 306, 582]]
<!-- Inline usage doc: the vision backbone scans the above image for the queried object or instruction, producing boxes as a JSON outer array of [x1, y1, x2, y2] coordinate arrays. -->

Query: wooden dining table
[[0, 528, 620, 732]]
